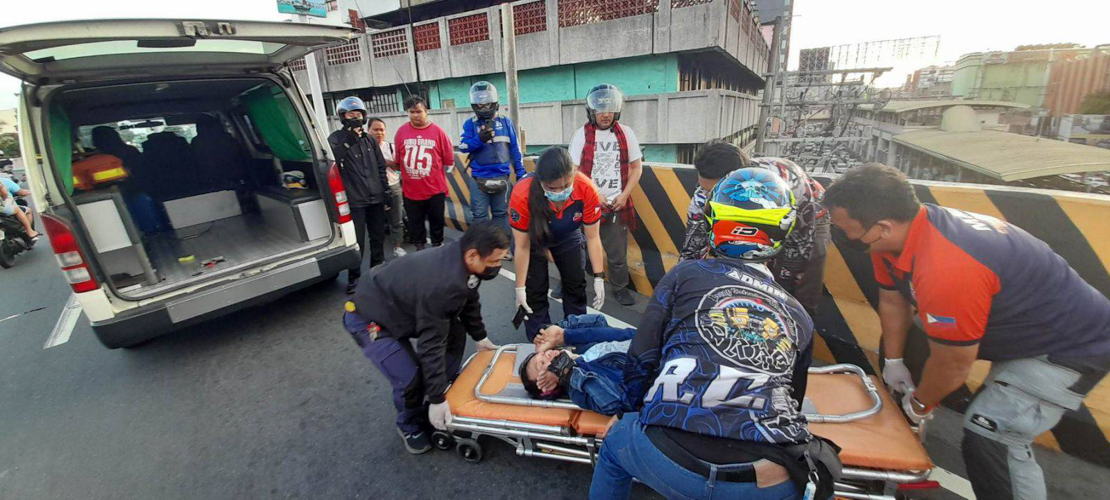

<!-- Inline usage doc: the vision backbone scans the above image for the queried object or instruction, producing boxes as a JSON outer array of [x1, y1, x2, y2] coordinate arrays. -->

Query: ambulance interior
[[50, 78, 335, 300]]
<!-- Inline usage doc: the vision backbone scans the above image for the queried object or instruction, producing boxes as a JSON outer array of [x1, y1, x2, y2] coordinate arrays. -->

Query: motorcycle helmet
[[704, 168, 797, 261]]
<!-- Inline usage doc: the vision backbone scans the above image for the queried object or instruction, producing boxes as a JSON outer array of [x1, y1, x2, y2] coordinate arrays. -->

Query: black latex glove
[[478, 126, 495, 143], [547, 351, 576, 387]]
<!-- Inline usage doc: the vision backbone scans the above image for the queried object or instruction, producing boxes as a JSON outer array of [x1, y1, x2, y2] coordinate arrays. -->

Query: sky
[[1, 0, 1109, 109]]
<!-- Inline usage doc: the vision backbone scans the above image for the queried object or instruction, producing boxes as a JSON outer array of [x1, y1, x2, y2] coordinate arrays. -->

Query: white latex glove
[[592, 277, 606, 310], [475, 337, 498, 352], [515, 286, 533, 314], [882, 358, 916, 395], [901, 392, 935, 426], [429, 401, 451, 431]]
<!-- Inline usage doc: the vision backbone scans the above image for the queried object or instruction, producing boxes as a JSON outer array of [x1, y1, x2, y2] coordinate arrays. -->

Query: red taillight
[[327, 162, 352, 224], [41, 213, 99, 293]]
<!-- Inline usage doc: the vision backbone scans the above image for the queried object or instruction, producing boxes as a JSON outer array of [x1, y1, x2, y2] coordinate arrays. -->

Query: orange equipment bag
[[72, 154, 129, 191]]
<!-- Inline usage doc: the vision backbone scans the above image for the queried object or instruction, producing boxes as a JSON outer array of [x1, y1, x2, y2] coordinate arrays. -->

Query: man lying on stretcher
[[517, 314, 636, 415]]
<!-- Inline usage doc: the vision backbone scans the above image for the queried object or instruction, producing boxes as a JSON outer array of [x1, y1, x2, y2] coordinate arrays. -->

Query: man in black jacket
[[344, 221, 508, 454], [328, 96, 392, 294]]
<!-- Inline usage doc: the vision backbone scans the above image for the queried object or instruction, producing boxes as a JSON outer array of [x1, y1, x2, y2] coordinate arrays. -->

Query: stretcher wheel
[[432, 431, 455, 451], [455, 438, 483, 463]]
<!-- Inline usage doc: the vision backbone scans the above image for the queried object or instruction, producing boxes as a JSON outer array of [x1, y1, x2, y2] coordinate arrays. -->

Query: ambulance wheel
[[455, 438, 482, 463], [432, 431, 455, 451]]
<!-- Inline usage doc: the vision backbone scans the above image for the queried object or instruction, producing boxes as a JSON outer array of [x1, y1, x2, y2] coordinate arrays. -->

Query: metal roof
[[893, 129, 1110, 181], [870, 99, 1030, 114]]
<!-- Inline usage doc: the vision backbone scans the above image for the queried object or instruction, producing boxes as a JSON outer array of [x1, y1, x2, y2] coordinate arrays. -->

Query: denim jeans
[[590, 415, 800, 500], [467, 175, 511, 242]]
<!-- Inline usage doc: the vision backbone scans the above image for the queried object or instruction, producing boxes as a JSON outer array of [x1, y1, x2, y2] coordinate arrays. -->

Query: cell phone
[[512, 306, 528, 329]]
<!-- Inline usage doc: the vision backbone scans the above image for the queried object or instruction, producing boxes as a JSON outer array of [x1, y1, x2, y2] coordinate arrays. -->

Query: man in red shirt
[[824, 164, 1110, 500], [394, 96, 454, 250]]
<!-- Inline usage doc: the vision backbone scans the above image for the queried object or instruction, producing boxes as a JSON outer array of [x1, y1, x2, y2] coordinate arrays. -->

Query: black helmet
[[586, 84, 623, 127], [336, 96, 368, 128], [470, 81, 499, 120]]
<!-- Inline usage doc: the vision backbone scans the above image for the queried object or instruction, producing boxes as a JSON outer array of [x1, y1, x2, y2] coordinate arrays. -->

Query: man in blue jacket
[[459, 81, 526, 258]]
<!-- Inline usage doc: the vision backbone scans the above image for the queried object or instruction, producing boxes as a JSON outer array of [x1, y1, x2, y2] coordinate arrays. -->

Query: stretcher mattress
[[446, 350, 932, 472]]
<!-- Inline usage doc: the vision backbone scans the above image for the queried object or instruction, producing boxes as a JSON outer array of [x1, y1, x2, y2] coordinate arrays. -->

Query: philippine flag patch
[[925, 313, 957, 328]]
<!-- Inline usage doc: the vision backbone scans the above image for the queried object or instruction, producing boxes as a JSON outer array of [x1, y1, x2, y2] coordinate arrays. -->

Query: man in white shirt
[[568, 84, 642, 306], [369, 117, 406, 258]]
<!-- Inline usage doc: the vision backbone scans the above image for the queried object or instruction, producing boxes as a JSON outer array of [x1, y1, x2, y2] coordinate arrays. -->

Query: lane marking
[[929, 466, 976, 499], [44, 294, 82, 349], [499, 265, 973, 499]]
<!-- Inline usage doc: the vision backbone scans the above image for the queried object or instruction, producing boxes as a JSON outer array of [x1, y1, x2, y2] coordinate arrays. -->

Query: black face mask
[[831, 225, 876, 253], [342, 117, 365, 129], [476, 265, 501, 281]]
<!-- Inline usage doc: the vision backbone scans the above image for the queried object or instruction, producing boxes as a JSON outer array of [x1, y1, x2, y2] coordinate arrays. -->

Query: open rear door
[[0, 19, 358, 82]]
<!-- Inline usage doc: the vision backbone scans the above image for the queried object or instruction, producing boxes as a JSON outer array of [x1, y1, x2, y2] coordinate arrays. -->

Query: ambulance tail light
[[41, 213, 99, 293], [327, 162, 352, 224]]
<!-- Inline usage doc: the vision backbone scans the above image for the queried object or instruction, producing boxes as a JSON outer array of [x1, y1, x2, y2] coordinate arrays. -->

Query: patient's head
[[518, 349, 563, 398]]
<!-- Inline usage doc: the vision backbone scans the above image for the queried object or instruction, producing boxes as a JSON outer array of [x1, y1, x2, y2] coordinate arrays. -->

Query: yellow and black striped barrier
[[444, 155, 1110, 467]]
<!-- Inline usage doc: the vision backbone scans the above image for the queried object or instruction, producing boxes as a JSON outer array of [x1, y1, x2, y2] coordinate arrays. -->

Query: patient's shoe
[[397, 428, 432, 454]]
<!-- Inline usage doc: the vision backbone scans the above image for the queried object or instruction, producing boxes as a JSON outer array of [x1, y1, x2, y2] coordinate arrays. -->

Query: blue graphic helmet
[[704, 168, 797, 261], [336, 96, 367, 117]]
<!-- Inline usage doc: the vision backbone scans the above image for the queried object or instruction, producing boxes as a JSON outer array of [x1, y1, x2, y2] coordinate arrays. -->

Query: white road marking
[[44, 294, 82, 349], [499, 266, 976, 499], [929, 466, 976, 499]]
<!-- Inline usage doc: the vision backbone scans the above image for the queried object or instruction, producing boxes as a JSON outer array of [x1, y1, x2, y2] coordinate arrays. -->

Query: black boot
[[346, 279, 359, 294]]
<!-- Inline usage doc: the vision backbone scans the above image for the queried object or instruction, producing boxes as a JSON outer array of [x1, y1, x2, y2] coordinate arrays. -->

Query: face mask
[[476, 265, 501, 281], [832, 225, 876, 252], [543, 185, 573, 203], [342, 117, 365, 129]]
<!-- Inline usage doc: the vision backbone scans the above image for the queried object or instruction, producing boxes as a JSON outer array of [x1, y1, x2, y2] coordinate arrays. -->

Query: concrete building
[[850, 99, 1029, 168], [951, 46, 1091, 108], [294, 0, 770, 163], [1044, 46, 1110, 117], [907, 65, 954, 97], [0, 108, 18, 136]]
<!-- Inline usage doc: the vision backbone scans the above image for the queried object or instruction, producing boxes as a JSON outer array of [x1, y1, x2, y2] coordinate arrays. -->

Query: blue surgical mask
[[544, 185, 573, 203]]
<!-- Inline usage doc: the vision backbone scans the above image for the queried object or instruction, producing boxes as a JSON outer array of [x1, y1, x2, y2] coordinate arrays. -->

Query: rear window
[[78, 119, 198, 152]]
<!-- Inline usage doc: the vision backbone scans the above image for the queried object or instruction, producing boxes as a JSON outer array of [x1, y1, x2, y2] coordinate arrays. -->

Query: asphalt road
[[1, 227, 1106, 499]]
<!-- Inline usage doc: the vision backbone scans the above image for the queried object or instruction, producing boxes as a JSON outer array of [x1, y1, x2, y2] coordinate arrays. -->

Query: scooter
[[0, 198, 36, 269]]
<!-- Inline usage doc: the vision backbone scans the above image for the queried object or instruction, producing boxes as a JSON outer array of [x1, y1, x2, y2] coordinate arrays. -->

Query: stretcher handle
[[475, 344, 582, 410], [804, 363, 883, 423]]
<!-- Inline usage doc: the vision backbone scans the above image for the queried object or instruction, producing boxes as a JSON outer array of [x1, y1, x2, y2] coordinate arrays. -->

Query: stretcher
[[442, 345, 934, 500]]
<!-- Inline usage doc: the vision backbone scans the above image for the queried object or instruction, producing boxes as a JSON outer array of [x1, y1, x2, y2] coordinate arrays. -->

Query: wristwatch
[[594, 271, 607, 280]]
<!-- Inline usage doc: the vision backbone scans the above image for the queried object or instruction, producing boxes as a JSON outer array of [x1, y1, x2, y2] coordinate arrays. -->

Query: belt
[[646, 426, 790, 486]]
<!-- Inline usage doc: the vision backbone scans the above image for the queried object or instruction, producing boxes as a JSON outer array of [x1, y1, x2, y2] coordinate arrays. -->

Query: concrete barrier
[[443, 155, 1110, 467]]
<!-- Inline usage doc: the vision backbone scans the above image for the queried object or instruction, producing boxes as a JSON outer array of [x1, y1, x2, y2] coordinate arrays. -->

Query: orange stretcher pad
[[446, 349, 933, 474]]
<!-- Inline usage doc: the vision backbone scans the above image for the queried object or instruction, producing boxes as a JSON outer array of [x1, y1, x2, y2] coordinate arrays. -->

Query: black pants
[[524, 242, 587, 341], [349, 203, 387, 281], [404, 193, 446, 247]]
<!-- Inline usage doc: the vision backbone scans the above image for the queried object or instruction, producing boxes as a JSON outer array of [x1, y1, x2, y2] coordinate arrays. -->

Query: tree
[[1079, 90, 1110, 115], [0, 135, 19, 158]]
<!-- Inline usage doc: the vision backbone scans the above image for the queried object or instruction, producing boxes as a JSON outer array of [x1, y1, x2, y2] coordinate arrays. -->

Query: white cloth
[[568, 124, 642, 204], [380, 140, 400, 186], [582, 340, 632, 363]]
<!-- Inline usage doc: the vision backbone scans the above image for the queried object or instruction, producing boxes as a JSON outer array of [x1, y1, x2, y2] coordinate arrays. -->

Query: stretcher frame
[[444, 345, 933, 500]]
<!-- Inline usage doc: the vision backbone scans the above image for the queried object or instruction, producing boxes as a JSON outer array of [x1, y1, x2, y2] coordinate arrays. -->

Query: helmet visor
[[587, 88, 623, 113], [470, 86, 499, 105]]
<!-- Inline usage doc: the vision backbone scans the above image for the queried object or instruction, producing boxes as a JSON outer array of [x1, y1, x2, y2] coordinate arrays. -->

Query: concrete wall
[[446, 9, 503, 79], [414, 20, 451, 82], [979, 61, 1049, 108], [951, 53, 982, 98]]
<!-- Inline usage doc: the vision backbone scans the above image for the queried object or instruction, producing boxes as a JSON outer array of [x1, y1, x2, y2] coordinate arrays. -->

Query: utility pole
[[299, 13, 331, 135], [500, 3, 521, 137], [755, 16, 783, 155]]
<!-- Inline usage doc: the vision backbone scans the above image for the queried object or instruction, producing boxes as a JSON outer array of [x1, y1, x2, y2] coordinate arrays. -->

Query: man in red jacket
[[394, 96, 455, 250]]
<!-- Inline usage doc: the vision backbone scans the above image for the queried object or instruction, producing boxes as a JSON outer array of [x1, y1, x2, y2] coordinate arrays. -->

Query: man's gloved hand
[[901, 392, 935, 426], [547, 351, 576, 387], [882, 358, 916, 395], [515, 287, 533, 314], [592, 277, 606, 309], [475, 338, 498, 352], [478, 126, 495, 143], [428, 401, 451, 431]]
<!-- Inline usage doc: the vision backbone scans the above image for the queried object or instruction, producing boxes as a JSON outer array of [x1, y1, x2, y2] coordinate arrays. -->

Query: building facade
[[951, 46, 1091, 109], [294, 0, 770, 163], [1043, 46, 1110, 117]]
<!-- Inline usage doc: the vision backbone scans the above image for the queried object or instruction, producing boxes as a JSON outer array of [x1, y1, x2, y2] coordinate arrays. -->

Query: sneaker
[[414, 243, 426, 251], [550, 283, 563, 300], [346, 279, 359, 295], [397, 428, 432, 455], [613, 287, 635, 306], [502, 252, 513, 261], [393, 247, 408, 258]]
